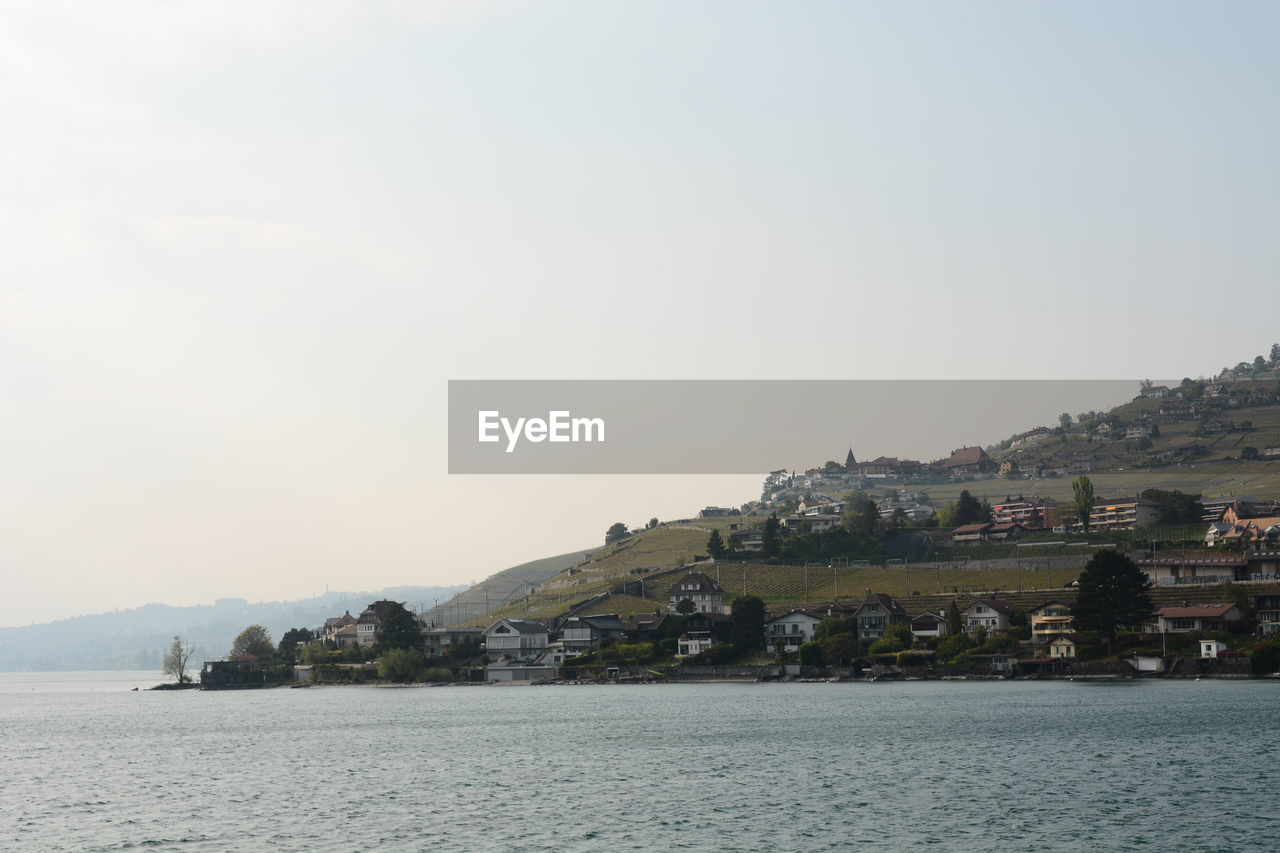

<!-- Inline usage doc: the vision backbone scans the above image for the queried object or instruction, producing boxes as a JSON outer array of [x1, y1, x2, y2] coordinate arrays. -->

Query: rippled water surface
[[2, 673, 1278, 852]]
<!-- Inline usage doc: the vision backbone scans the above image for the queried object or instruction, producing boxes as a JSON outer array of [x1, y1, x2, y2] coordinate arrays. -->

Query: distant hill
[[0, 585, 466, 672]]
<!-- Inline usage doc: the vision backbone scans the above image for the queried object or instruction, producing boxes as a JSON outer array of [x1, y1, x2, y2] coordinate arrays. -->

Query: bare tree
[[162, 635, 195, 683]]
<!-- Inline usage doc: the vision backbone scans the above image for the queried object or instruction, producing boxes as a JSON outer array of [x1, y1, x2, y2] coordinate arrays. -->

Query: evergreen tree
[[730, 596, 766, 651], [1072, 475, 1095, 533], [946, 600, 963, 636], [761, 514, 781, 558], [706, 529, 727, 559], [954, 490, 984, 526], [1071, 549, 1154, 651]]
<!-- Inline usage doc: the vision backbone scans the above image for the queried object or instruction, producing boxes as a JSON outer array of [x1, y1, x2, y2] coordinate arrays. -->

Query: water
[[2, 674, 1277, 852]]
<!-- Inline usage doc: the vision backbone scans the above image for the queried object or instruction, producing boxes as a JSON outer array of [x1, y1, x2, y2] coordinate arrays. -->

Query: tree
[[1140, 488, 1204, 525], [1072, 549, 1155, 651], [1271, 343, 1280, 367], [1139, 379, 1153, 394], [300, 642, 329, 665], [230, 625, 274, 661], [378, 647, 424, 683], [1059, 412, 1073, 428], [946, 601, 963, 636], [730, 595, 766, 651], [1254, 356, 1268, 373], [1072, 475, 1095, 533], [605, 522, 630, 544], [954, 490, 984, 526], [761, 514, 781, 559], [377, 601, 423, 652], [647, 517, 659, 529], [884, 623, 913, 648], [676, 597, 697, 616], [162, 636, 195, 683], [278, 627, 314, 662], [798, 641, 824, 666], [706, 529, 727, 559]]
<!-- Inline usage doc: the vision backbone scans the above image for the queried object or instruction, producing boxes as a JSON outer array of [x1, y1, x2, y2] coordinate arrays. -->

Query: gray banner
[[448, 379, 1141, 474]]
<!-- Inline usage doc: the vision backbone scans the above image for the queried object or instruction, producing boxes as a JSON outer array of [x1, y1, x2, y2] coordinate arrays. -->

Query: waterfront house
[[1028, 601, 1073, 643], [1149, 604, 1244, 634], [321, 611, 358, 644], [356, 600, 401, 648], [764, 610, 824, 651], [676, 611, 733, 657], [1046, 633, 1089, 659], [422, 626, 484, 658], [559, 614, 628, 655], [962, 600, 1013, 634], [852, 593, 908, 642], [668, 572, 727, 615], [1255, 587, 1280, 635], [910, 611, 948, 641], [483, 618, 550, 661]]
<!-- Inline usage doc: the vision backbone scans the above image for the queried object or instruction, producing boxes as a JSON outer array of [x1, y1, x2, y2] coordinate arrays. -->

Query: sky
[[2, 1, 1278, 626]]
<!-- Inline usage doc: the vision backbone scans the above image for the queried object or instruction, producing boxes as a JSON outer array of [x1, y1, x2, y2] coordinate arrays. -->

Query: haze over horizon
[[3, 2, 1278, 627]]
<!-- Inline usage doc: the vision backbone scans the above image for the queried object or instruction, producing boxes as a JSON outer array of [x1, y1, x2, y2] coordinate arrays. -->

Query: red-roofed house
[[1150, 603, 1244, 634]]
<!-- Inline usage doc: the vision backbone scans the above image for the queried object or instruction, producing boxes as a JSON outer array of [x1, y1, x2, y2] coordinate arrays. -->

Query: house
[[698, 506, 737, 518], [676, 611, 733, 656], [559, 614, 627, 655], [1138, 553, 1249, 585], [1047, 633, 1090, 659], [1028, 601, 1073, 643], [321, 611, 358, 644], [987, 523, 1024, 542], [422, 626, 484, 658], [332, 624, 358, 648], [1205, 383, 1228, 397], [356, 600, 402, 647], [764, 610, 825, 651], [1141, 385, 1171, 399], [1088, 498, 1160, 530], [962, 600, 1013, 634], [1212, 506, 1280, 545], [1200, 640, 1229, 659], [623, 612, 671, 644], [483, 618, 550, 661], [1149, 604, 1244, 634], [938, 446, 993, 474], [910, 611, 948, 641], [851, 593, 908, 642], [952, 522, 992, 543], [1255, 588, 1280, 635], [780, 514, 842, 532], [729, 529, 766, 553], [668, 572, 727, 614], [485, 652, 558, 682], [998, 460, 1019, 477], [1125, 424, 1152, 440]]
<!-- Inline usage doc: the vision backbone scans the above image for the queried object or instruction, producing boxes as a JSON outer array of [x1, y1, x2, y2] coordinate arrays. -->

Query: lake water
[[1, 672, 1277, 852]]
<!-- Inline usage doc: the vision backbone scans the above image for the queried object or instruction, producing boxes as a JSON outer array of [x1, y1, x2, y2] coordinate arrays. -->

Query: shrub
[[378, 648, 425, 683], [421, 667, 454, 683], [936, 633, 975, 660], [798, 642, 824, 667], [868, 637, 905, 654]]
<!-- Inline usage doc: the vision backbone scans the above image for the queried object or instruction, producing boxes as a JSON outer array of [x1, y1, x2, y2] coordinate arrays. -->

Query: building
[[1088, 498, 1160, 531], [422, 626, 484, 658], [356, 600, 402, 648], [938, 446, 993, 475], [483, 618, 550, 661], [910, 611, 948, 641], [1149, 604, 1244, 634], [559, 614, 628, 655], [1028, 601, 1073, 643], [676, 612, 733, 656], [1255, 588, 1280, 635], [991, 500, 1057, 528], [764, 610, 825, 651], [852, 593, 908, 642], [668, 572, 727, 614], [1047, 633, 1089, 659], [321, 611, 358, 644], [962, 600, 1013, 634]]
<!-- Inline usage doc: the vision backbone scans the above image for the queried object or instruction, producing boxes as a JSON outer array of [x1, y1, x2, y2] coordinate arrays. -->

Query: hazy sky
[[2, 2, 1278, 626]]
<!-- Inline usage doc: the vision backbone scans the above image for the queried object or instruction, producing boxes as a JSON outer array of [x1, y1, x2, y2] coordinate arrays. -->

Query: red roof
[[1155, 603, 1239, 619]]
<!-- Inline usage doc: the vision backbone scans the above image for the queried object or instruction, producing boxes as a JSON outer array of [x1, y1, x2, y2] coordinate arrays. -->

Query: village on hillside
[[191, 351, 1280, 688]]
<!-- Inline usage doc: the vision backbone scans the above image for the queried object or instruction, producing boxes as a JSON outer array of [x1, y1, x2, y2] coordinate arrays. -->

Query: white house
[[1028, 601, 1073, 643], [668, 572, 727, 615], [483, 618, 550, 661], [764, 610, 824, 651], [910, 611, 948, 641], [962, 600, 1013, 634], [1150, 604, 1243, 634]]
